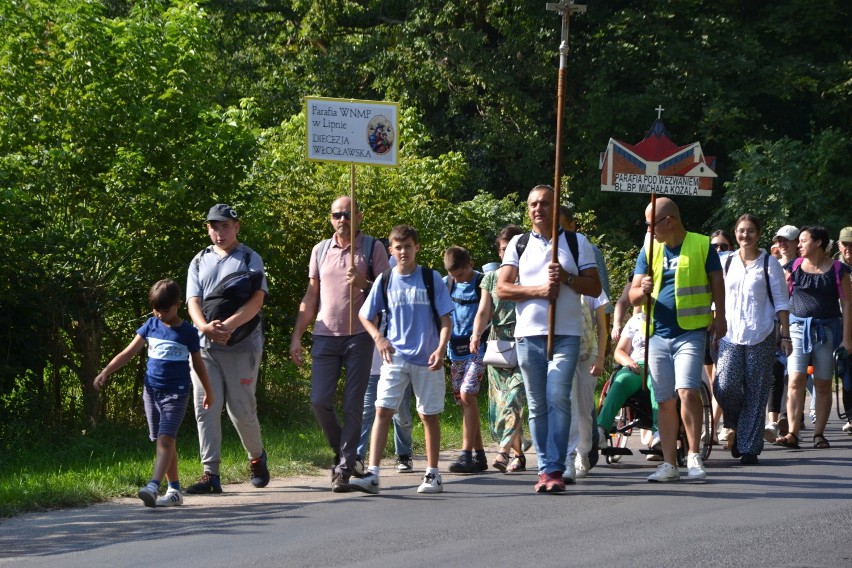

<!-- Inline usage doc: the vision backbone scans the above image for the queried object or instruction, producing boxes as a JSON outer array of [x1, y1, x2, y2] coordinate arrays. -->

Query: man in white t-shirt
[[497, 185, 600, 493]]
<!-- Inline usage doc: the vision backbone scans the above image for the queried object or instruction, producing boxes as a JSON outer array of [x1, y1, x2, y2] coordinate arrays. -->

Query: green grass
[[0, 395, 471, 518]]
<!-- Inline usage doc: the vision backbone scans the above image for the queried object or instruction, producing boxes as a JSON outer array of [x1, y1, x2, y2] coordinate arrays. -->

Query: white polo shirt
[[501, 229, 597, 337]]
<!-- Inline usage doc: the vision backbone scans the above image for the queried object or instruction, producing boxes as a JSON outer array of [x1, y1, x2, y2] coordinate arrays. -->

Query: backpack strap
[[564, 230, 580, 270], [515, 232, 531, 258], [378, 268, 393, 335], [314, 238, 334, 280], [834, 260, 845, 301], [764, 253, 774, 308], [422, 267, 442, 333], [363, 235, 376, 281], [194, 246, 212, 273], [787, 257, 805, 296]]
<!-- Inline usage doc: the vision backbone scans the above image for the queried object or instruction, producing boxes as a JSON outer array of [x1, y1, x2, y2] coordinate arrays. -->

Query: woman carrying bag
[[470, 225, 528, 473], [714, 214, 790, 464]]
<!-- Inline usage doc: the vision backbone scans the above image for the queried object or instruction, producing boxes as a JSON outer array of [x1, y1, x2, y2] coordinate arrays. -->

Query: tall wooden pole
[[546, 1, 586, 360], [642, 193, 656, 391], [349, 163, 356, 335]]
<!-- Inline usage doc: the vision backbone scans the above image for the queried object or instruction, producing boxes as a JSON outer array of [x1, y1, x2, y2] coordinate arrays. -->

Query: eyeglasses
[[644, 215, 673, 227], [736, 228, 757, 235], [331, 211, 352, 220], [712, 242, 731, 251]]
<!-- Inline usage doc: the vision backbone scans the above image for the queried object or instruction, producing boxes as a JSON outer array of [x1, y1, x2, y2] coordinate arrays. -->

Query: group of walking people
[[95, 186, 852, 505]]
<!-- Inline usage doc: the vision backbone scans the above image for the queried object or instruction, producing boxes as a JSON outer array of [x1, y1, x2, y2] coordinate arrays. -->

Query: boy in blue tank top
[[94, 280, 213, 507]]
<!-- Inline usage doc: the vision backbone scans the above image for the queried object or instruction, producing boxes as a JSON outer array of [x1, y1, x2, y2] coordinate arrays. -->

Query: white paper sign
[[305, 97, 399, 166]]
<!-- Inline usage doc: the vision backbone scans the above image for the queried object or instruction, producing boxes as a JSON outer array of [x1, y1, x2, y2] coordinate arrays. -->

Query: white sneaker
[[564, 459, 576, 483], [764, 422, 779, 442], [687, 454, 707, 480], [717, 428, 729, 443], [156, 487, 184, 507], [574, 454, 590, 479], [350, 472, 380, 494], [417, 472, 443, 494], [647, 462, 680, 482], [843, 421, 852, 434], [137, 484, 158, 507]]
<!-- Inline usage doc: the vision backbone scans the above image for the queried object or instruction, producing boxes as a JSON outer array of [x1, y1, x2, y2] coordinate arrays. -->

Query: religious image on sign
[[366, 115, 394, 155], [599, 109, 716, 197]]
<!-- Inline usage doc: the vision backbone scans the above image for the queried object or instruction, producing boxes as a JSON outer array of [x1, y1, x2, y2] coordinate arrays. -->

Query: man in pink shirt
[[290, 197, 390, 492]]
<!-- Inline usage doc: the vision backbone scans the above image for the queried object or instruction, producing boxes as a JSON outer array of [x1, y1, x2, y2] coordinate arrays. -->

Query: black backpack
[[195, 249, 264, 346]]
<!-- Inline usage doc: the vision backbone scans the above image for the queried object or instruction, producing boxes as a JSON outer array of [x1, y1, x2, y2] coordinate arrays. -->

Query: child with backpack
[[352, 225, 454, 494], [94, 279, 213, 507], [443, 246, 489, 473]]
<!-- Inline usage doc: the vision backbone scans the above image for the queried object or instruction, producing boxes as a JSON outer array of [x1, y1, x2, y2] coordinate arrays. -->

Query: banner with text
[[305, 97, 399, 166], [599, 119, 716, 197]]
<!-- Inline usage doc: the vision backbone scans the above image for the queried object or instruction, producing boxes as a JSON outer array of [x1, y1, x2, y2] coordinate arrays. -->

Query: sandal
[[774, 432, 800, 449], [492, 451, 510, 473], [813, 434, 831, 449], [726, 430, 741, 458], [506, 454, 526, 473]]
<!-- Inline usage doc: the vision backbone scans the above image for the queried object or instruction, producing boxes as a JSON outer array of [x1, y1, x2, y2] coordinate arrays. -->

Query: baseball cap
[[838, 227, 852, 243], [773, 225, 799, 242], [206, 204, 239, 222]]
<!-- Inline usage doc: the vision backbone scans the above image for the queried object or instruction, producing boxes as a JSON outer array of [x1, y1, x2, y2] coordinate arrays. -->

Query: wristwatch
[[565, 273, 576, 286]]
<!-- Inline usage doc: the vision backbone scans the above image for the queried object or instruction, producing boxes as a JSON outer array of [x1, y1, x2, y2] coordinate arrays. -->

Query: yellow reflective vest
[[648, 231, 713, 335]]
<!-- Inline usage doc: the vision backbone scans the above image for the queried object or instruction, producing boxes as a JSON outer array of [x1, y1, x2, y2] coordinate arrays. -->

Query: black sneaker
[[474, 452, 488, 472], [395, 455, 413, 472], [185, 472, 222, 494], [449, 453, 478, 474], [249, 450, 270, 488], [331, 471, 351, 493]]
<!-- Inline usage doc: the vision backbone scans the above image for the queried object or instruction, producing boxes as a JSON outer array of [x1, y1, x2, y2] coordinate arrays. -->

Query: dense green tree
[[0, 0, 257, 428]]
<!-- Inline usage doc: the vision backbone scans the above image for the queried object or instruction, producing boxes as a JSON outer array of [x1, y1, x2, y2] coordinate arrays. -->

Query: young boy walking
[[352, 225, 454, 494], [443, 246, 489, 473], [94, 280, 213, 507]]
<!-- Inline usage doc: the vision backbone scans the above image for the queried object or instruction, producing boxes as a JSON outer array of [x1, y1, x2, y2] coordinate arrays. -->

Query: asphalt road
[[2, 415, 850, 568]]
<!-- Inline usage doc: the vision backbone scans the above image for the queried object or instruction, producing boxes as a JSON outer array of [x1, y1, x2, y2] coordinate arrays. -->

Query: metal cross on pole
[[545, 0, 586, 360]]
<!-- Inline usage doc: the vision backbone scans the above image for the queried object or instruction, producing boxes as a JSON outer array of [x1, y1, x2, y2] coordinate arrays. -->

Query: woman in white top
[[714, 214, 791, 464]]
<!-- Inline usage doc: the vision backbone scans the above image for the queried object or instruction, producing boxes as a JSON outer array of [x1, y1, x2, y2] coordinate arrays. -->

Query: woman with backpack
[[714, 214, 791, 464], [775, 225, 852, 449]]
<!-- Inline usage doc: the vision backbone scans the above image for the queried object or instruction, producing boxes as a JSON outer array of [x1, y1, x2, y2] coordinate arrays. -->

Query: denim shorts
[[143, 386, 190, 440], [647, 329, 706, 403], [787, 321, 836, 380]]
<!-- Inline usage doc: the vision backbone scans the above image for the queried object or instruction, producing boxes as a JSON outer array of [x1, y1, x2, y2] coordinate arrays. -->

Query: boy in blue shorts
[[94, 279, 213, 507], [352, 225, 454, 494], [443, 246, 489, 473]]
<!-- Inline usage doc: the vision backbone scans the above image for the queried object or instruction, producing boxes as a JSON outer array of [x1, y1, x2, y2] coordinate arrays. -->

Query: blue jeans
[[358, 374, 413, 458], [516, 335, 581, 474]]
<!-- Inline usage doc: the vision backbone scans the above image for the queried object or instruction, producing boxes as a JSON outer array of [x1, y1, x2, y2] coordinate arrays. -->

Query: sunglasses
[[331, 211, 352, 220], [712, 242, 731, 251], [644, 215, 673, 227]]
